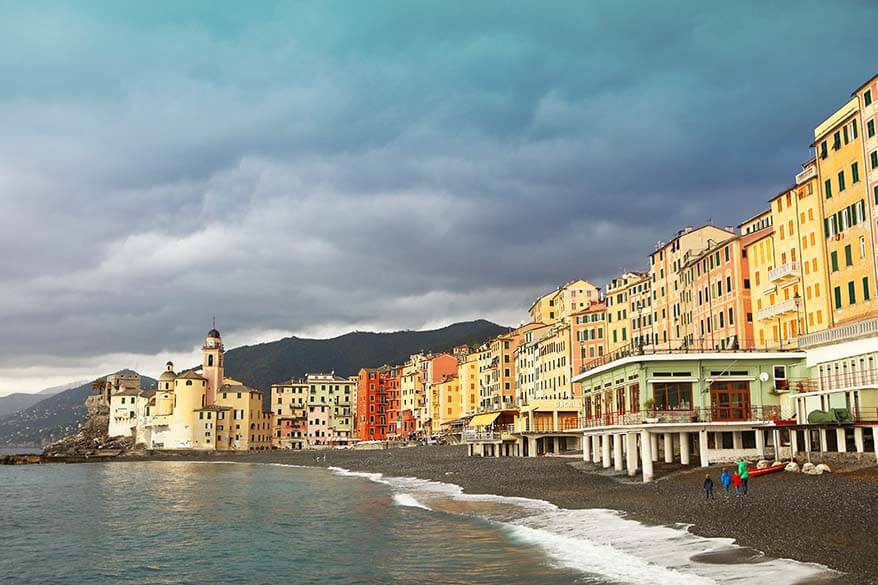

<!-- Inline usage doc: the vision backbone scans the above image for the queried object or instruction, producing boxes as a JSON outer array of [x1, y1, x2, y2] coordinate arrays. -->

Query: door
[[710, 381, 751, 421]]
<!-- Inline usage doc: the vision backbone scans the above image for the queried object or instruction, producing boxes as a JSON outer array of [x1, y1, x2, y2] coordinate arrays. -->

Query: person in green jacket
[[736, 458, 749, 495]]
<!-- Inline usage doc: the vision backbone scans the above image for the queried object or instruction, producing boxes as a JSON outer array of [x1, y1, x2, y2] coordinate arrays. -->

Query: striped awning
[[468, 412, 501, 427]]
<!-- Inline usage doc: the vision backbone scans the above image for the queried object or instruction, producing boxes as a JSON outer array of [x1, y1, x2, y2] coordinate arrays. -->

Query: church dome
[[207, 328, 221, 339], [159, 370, 177, 382]]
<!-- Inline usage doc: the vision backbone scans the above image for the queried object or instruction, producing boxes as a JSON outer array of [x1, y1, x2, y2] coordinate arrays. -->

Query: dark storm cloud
[[0, 0, 875, 386]]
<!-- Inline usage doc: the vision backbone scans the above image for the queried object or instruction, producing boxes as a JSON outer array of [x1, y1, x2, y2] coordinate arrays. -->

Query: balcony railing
[[795, 164, 817, 185], [756, 298, 800, 321], [579, 339, 801, 374], [797, 316, 878, 349], [788, 368, 878, 394], [578, 406, 782, 428], [768, 261, 800, 283]]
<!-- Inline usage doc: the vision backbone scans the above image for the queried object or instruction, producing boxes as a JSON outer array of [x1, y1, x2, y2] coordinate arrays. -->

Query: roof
[[207, 328, 221, 339], [850, 73, 878, 97], [219, 383, 262, 395], [195, 404, 232, 412], [112, 388, 141, 397], [177, 370, 207, 381], [650, 224, 734, 255]]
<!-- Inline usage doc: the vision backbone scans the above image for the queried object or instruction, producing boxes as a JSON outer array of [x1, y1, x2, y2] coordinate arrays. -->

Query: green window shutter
[[864, 277, 871, 301], [843, 125, 849, 144], [874, 185, 878, 206], [825, 178, 832, 199], [838, 170, 846, 191], [824, 217, 831, 237], [869, 120, 876, 138], [872, 151, 878, 169], [821, 141, 828, 158], [834, 131, 841, 149], [845, 244, 853, 266], [834, 286, 842, 309], [852, 162, 860, 183], [831, 251, 839, 272], [848, 281, 856, 304], [867, 90, 874, 106], [852, 121, 858, 139]]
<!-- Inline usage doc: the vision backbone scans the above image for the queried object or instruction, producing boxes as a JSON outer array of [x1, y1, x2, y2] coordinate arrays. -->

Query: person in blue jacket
[[703, 473, 715, 500], [720, 467, 732, 497]]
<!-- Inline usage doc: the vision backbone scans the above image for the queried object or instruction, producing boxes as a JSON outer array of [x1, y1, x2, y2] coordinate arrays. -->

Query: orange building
[[570, 301, 607, 374]]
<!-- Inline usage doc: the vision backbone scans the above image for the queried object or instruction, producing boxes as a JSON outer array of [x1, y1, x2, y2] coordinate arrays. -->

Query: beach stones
[[784, 462, 800, 472], [816, 463, 832, 474], [756, 460, 771, 469], [802, 462, 822, 475]]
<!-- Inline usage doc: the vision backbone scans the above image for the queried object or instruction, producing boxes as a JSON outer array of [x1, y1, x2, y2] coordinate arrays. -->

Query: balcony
[[795, 165, 817, 185], [756, 298, 799, 321], [579, 406, 782, 428], [797, 316, 878, 349], [769, 261, 800, 283]]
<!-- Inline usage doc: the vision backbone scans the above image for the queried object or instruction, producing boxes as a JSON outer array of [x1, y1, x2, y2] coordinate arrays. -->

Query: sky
[[1, 1, 876, 395]]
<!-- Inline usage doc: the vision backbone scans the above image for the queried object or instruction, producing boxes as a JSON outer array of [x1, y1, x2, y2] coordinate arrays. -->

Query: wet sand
[[117, 445, 877, 584]]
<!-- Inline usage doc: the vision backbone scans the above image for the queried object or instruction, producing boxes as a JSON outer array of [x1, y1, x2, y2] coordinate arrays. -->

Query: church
[[107, 327, 273, 451]]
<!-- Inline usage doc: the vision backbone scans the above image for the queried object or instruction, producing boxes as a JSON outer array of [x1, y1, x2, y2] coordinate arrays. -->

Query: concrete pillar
[[679, 432, 690, 465], [663, 432, 673, 463], [496, 443, 502, 457], [613, 433, 623, 472], [592, 435, 601, 464], [854, 427, 865, 453], [582, 434, 591, 461], [873, 427, 878, 463], [626, 432, 638, 477], [552, 410, 560, 432], [755, 429, 765, 458], [772, 429, 781, 460], [699, 430, 709, 467], [819, 429, 828, 452], [528, 436, 538, 458], [553, 436, 561, 454], [790, 430, 799, 457], [650, 433, 659, 462], [836, 428, 847, 453], [602, 433, 611, 468], [641, 431, 654, 482], [732, 431, 743, 450]]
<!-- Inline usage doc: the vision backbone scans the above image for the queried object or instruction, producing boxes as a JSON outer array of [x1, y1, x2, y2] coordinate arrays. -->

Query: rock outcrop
[[42, 393, 132, 457]]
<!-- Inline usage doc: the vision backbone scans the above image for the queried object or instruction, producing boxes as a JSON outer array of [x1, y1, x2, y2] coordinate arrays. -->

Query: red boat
[[747, 463, 786, 477]]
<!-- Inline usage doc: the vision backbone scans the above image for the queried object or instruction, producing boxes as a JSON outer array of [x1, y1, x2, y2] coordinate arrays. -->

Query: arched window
[[186, 380, 192, 386], [208, 354, 214, 367]]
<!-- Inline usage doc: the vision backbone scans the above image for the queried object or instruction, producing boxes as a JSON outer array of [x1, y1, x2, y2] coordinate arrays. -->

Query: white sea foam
[[325, 466, 839, 585], [392, 493, 432, 510]]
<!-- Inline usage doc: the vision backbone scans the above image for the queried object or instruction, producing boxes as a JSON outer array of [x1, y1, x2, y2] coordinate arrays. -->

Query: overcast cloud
[[1, 1, 875, 393]]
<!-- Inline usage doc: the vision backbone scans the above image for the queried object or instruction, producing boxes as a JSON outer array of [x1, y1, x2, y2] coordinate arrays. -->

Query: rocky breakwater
[[42, 394, 132, 460]]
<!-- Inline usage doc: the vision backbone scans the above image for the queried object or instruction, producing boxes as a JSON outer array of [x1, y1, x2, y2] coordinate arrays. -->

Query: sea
[[0, 461, 838, 585]]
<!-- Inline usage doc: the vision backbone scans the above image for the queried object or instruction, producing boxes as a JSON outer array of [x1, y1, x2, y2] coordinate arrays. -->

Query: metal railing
[[578, 406, 782, 428], [768, 261, 800, 283], [756, 298, 799, 321], [580, 339, 801, 373], [788, 368, 878, 394]]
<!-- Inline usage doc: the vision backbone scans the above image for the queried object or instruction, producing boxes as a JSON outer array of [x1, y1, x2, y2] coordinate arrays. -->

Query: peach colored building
[[570, 301, 607, 375]]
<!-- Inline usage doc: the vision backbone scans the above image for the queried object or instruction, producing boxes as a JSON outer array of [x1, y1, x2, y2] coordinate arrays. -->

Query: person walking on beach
[[720, 468, 732, 497], [703, 473, 715, 500], [736, 458, 750, 495], [731, 470, 742, 497]]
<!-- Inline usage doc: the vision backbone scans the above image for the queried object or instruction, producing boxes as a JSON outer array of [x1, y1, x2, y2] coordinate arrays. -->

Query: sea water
[[0, 462, 837, 585]]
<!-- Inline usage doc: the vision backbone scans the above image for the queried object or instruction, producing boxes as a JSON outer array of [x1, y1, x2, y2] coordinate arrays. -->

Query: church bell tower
[[202, 319, 224, 406]]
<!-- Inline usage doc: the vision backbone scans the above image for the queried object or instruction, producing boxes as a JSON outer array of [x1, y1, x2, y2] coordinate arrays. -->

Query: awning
[[469, 412, 501, 427], [518, 405, 537, 413]]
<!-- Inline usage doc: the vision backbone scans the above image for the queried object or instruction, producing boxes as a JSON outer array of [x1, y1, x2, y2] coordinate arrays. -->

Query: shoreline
[[29, 445, 878, 584]]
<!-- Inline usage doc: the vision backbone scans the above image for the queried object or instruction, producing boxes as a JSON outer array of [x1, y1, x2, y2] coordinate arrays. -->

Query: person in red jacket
[[731, 471, 742, 497]]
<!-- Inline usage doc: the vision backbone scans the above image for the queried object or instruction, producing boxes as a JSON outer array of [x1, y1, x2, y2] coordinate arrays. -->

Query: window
[[849, 281, 857, 305], [866, 90, 873, 106], [869, 120, 876, 138], [860, 235, 867, 259], [652, 382, 693, 411], [845, 244, 853, 267], [872, 151, 878, 170], [833, 131, 841, 150], [824, 178, 832, 199], [831, 251, 839, 272], [820, 141, 828, 159], [852, 162, 860, 183], [864, 277, 871, 301], [834, 286, 842, 309], [838, 170, 846, 191]]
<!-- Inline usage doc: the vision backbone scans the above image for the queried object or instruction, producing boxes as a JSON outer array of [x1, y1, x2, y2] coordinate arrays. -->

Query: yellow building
[[514, 323, 552, 405], [536, 323, 571, 400], [649, 225, 735, 349], [457, 351, 480, 416], [528, 279, 600, 324], [485, 323, 543, 410], [430, 374, 461, 430], [852, 75, 878, 277], [605, 272, 650, 353], [815, 97, 878, 325]]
